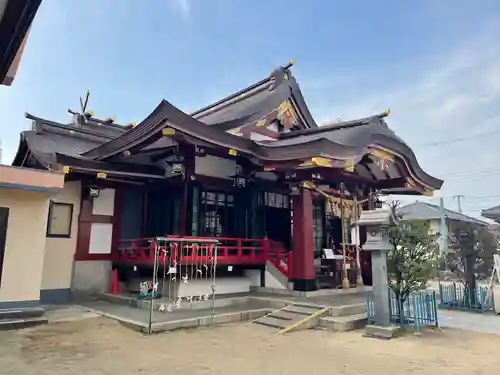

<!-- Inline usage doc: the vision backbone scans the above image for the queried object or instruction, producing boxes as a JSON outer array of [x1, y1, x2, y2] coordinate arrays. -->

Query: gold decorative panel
[[277, 100, 299, 129]]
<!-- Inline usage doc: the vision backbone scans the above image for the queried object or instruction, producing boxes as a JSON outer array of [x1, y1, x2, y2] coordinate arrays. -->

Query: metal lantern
[[168, 155, 185, 176], [289, 185, 300, 196], [172, 163, 184, 175], [232, 173, 246, 188]]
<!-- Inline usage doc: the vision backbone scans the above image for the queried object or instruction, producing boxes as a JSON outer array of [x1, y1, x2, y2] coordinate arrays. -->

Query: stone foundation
[[71, 260, 112, 294]]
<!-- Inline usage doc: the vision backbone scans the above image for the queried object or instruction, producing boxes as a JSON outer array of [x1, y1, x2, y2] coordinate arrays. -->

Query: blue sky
[[1, 0, 500, 218]]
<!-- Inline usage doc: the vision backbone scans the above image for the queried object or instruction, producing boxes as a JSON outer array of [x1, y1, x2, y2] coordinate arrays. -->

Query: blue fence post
[[432, 291, 439, 327], [365, 289, 439, 329]]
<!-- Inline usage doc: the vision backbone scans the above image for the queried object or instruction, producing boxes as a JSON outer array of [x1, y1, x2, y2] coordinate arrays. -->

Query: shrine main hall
[[1, 62, 442, 307]]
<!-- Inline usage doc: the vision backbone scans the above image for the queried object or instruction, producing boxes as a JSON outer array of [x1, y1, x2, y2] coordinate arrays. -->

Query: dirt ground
[[0, 317, 499, 375]]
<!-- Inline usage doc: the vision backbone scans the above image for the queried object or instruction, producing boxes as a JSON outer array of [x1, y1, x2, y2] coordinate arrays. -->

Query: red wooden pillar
[[291, 186, 317, 291], [179, 145, 195, 235]]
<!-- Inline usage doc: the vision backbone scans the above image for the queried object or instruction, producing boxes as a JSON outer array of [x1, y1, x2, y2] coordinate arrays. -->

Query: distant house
[[482, 205, 500, 224], [398, 201, 488, 250]]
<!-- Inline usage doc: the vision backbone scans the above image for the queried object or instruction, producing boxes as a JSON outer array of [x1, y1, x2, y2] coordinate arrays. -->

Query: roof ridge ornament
[[284, 59, 294, 70], [67, 89, 93, 127]]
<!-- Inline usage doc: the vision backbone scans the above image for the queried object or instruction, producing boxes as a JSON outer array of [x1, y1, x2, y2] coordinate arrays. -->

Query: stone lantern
[[356, 208, 400, 338]]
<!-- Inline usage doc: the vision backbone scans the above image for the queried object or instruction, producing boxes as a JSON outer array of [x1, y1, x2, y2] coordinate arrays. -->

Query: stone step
[[283, 305, 323, 316], [0, 317, 48, 331], [329, 303, 365, 317], [318, 313, 367, 332], [269, 311, 301, 321], [253, 315, 291, 329], [0, 307, 45, 320]]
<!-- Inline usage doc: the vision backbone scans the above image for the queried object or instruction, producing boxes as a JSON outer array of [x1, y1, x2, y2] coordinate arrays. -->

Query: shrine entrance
[[262, 192, 291, 249]]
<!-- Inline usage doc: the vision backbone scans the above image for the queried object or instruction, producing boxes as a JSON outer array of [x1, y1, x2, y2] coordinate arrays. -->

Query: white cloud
[[305, 19, 500, 217], [170, 0, 191, 17]]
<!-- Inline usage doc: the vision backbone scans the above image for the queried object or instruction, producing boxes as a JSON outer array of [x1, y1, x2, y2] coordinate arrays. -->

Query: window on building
[[264, 192, 289, 208], [46, 202, 73, 238], [200, 191, 234, 237]]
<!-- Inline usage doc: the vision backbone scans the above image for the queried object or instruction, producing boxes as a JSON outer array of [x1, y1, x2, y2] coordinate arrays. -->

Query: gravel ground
[[0, 317, 499, 375]]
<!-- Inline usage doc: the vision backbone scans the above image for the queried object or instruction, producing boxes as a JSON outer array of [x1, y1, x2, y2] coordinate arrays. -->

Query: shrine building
[[5, 62, 443, 305]]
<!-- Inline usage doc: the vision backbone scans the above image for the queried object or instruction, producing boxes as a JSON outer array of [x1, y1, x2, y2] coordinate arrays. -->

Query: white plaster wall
[[88, 223, 113, 254], [41, 181, 81, 291], [0, 189, 50, 303], [243, 268, 288, 290], [243, 269, 261, 287], [264, 270, 288, 289], [195, 155, 237, 179], [178, 277, 252, 297], [250, 132, 275, 142], [92, 188, 115, 216], [267, 123, 278, 132]]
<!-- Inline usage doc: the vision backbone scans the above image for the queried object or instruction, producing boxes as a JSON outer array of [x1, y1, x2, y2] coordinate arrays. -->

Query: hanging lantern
[[290, 185, 300, 196], [172, 163, 184, 175], [374, 198, 383, 209], [167, 156, 185, 176], [231, 172, 247, 188]]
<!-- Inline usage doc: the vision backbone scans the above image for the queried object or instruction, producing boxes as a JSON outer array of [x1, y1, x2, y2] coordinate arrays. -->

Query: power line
[[437, 167, 500, 178], [414, 129, 500, 149]]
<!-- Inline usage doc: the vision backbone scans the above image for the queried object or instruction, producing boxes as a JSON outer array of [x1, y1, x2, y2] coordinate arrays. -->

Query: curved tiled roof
[[191, 66, 317, 130], [79, 98, 443, 189], [13, 64, 443, 191]]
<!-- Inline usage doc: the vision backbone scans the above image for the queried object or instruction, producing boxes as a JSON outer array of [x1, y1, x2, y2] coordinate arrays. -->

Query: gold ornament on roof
[[162, 128, 176, 136]]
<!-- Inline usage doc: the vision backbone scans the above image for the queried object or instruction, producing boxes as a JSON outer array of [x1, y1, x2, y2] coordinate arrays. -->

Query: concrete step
[[253, 315, 291, 329], [318, 313, 367, 332], [329, 303, 365, 317], [0, 307, 45, 320], [283, 305, 323, 316], [0, 316, 48, 331], [269, 311, 301, 321]]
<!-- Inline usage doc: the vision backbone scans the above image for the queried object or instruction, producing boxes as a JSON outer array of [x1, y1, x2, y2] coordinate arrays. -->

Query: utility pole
[[439, 197, 448, 256], [453, 194, 464, 213]]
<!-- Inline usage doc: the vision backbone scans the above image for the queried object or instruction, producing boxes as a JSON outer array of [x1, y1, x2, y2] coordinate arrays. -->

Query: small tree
[[446, 223, 496, 307], [387, 202, 440, 321]]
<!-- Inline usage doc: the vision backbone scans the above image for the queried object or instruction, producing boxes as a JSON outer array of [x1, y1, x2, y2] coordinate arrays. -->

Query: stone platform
[[75, 288, 368, 334]]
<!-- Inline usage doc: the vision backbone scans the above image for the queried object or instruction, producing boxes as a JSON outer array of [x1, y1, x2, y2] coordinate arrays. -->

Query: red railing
[[113, 236, 293, 277]]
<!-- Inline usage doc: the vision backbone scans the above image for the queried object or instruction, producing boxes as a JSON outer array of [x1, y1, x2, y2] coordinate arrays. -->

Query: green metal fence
[[365, 290, 439, 330], [438, 282, 493, 312]]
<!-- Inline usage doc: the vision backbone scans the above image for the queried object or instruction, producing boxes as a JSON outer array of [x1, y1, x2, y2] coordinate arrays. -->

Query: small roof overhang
[[482, 205, 500, 223], [0, 0, 43, 85], [0, 165, 64, 193]]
